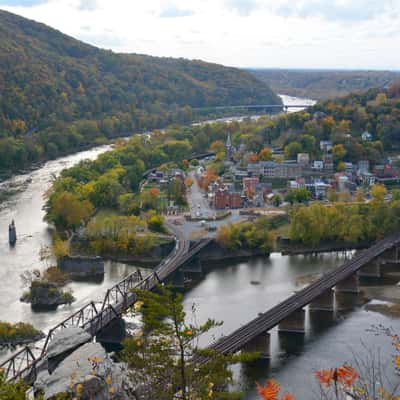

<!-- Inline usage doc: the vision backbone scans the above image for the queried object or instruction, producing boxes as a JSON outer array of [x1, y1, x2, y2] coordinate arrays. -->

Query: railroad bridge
[[0, 222, 211, 382], [195, 234, 400, 362]]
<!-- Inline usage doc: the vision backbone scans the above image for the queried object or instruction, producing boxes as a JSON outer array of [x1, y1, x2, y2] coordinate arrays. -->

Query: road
[[186, 170, 214, 219], [156, 220, 191, 281]]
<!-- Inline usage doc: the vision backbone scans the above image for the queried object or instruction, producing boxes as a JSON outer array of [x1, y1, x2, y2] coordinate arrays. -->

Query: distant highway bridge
[[192, 104, 311, 113]]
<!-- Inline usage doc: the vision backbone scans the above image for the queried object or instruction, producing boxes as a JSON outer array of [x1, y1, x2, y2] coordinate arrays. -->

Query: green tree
[[285, 188, 311, 205], [122, 286, 251, 400], [284, 141, 302, 159], [147, 212, 166, 233], [0, 376, 31, 400], [271, 194, 282, 207]]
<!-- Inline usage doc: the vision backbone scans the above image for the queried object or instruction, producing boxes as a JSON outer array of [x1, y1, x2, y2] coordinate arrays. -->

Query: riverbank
[[279, 239, 373, 255]]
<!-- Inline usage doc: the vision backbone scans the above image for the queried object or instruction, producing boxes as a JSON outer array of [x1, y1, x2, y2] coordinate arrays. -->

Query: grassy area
[[0, 321, 42, 344]]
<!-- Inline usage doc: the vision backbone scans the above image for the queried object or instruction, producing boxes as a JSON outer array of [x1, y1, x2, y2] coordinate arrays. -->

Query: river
[[0, 96, 399, 399]]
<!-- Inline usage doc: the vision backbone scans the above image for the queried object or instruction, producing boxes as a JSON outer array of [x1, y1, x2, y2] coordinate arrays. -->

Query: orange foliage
[[259, 147, 273, 161], [257, 380, 280, 400], [198, 167, 219, 189], [185, 176, 194, 188], [248, 153, 259, 163], [315, 369, 335, 387], [336, 365, 358, 386], [315, 364, 357, 388], [149, 187, 160, 197]]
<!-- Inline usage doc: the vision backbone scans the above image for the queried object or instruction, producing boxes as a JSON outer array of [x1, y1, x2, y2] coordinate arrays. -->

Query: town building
[[297, 153, 310, 165], [213, 187, 242, 209], [243, 177, 259, 197], [247, 161, 303, 179], [226, 132, 233, 160], [361, 131, 373, 141], [323, 154, 334, 171], [320, 140, 333, 152], [357, 160, 370, 174], [312, 160, 324, 170]]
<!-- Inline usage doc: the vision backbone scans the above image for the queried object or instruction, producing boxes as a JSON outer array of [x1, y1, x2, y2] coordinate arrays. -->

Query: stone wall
[[59, 255, 104, 278], [198, 240, 269, 262]]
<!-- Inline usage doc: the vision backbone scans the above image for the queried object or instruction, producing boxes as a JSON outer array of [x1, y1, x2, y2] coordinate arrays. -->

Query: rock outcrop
[[35, 341, 135, 399], [46, 327, 91, 373], [20, 281, 75, 309]]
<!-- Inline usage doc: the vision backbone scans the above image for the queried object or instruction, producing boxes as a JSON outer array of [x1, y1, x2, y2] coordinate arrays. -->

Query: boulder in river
[[20, 281, 75, 310]]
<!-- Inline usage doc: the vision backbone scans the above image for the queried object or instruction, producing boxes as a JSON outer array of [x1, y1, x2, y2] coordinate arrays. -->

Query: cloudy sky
[[1, 0, 399, 69]]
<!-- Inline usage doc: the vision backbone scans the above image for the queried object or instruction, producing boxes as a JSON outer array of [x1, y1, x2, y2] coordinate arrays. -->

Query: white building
[[361, 131, 373, 141]]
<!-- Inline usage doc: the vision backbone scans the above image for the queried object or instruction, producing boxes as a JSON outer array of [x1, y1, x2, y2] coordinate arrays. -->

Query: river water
[[0, 96, 399, 399]]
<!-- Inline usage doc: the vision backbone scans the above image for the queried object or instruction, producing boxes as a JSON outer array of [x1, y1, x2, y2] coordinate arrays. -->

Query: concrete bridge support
[[181, 258, 203, 275], [278, 308, 305, 334], [169, 270, 185, 289], [334, 273, 360, 294], [359, 259, 381, 278], [334, 273, 360, 311], [381, 246, 400, 263], [242, 332, 270, 359], [97, 317, 126, 346], [309, 289, 334, 312]]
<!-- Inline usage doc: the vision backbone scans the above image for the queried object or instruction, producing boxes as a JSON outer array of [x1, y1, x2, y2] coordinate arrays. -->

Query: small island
[[0, 321, 43, 347], [20, 267, 75, 310]]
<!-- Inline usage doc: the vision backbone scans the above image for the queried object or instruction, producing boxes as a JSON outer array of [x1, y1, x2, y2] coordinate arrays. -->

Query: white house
[[312, 160, 324, 170], [361, 131, 373, 141]]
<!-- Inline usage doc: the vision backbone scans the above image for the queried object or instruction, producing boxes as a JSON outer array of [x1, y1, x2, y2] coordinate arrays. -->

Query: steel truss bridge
[[0, 221, 211, 382]]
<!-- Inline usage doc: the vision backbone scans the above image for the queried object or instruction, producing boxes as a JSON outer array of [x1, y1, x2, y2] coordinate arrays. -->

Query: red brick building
[[214, 189, 242, 209]]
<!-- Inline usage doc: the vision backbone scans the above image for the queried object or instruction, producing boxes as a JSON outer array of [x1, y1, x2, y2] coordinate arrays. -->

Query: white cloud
[[1, 0, 400, 69]]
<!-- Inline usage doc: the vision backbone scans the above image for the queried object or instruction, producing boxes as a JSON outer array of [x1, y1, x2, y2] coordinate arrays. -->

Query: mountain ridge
[[0, 9, 280, 174]]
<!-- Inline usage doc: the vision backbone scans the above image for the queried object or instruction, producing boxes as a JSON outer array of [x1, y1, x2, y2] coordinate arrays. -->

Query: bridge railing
[[0, 346, 37, 382], [101, 270, 143, 310]]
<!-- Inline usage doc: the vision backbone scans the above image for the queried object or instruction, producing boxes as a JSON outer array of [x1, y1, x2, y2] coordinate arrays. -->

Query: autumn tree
[[45, 191, 94, 230], [258, 147, 273, 161], [122, 286, 251, 400], [210, 140, 225, 154], [185, 176, 194, 189], [332, 144, 346, 163], [371, 183, 387, 203]]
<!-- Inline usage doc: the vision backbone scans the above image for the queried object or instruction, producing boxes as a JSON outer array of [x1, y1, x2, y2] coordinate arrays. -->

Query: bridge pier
[[181, 258, 203, 275], [334, 273, 360, 294], [359, 259, 381, 278], [381, 246, 400, 263], [309, 289, 334, 312], [169, 270, 185, 289], [242, 332, 270, 359], [278, 308, 305, 334], [97, 317, 126, 346]]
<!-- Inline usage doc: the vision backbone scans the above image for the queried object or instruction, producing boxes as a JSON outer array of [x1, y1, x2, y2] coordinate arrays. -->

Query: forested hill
[[0, 9, 280, 176], [249, 68, 400, 100]]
